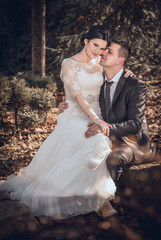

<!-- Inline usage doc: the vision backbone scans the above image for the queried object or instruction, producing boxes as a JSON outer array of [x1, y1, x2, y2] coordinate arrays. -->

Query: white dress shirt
[[104, 68, 124, 106]]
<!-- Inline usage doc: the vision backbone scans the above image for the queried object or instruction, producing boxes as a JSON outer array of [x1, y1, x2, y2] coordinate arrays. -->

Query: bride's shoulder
[[61, 57, 74, 68], [62, 57, 72, 63]]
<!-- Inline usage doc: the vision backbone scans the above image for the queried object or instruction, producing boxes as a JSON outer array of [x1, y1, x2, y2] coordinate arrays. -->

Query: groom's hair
[[108, 39, 131, 62]]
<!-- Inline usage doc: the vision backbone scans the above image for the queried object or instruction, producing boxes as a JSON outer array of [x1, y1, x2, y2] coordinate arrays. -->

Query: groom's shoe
[[96, 205, 117, 218], [97, 209, 117, 218]]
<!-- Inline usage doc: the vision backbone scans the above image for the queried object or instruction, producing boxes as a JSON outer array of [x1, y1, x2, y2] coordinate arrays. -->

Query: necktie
[[104, 81, 113, 122]]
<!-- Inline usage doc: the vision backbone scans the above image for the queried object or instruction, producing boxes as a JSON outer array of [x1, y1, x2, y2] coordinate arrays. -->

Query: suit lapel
[[99, 81, 106, 120]]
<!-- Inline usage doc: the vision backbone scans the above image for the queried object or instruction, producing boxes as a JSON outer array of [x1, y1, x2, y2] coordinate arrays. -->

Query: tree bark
[[31, 0, 46, 77], [14, 107, 18, 131]]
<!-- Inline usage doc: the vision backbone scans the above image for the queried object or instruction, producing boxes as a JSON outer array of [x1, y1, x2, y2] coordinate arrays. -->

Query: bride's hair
[[80, 25, 108, 46]]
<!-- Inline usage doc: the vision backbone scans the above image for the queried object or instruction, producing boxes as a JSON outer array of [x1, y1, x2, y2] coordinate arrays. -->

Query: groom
[[59, 39, 154, 181], [85, 38, 154, 180]]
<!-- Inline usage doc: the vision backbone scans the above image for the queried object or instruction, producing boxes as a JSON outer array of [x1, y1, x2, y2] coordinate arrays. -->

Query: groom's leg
[[106, 143, 133, 181]]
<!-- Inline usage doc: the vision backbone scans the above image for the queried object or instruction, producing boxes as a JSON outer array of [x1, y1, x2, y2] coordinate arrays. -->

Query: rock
[[0, 200, 42, 239], [116, 162, 161, 217], [37, 216, 55, 227]]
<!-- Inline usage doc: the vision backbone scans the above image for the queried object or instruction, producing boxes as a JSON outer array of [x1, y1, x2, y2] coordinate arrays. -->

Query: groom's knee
[[106, 145, 133, 180]]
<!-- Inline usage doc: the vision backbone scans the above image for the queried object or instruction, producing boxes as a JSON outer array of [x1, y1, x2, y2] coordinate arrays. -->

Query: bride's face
[[84, 38, 107, 59]]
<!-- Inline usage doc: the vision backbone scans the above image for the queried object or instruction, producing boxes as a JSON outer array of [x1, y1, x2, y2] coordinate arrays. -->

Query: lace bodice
[[60, 57, 103, 118]]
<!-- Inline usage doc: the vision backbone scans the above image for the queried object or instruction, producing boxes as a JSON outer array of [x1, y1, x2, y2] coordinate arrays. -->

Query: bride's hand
[[124, 69, 136, 78], [58, 96, 68, 114], [96, 119, 110, 136]]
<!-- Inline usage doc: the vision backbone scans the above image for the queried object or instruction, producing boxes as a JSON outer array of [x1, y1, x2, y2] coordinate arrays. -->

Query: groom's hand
[[58, 96, 68, 114], [85, 123, 102, 138]]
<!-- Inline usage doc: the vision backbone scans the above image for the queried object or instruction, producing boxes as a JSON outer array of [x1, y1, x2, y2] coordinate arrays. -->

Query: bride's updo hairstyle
[[80, 25, 108, 46]]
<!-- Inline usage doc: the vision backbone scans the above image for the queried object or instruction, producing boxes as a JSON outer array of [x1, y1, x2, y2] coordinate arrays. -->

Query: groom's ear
[[117, 57, 125, 65]]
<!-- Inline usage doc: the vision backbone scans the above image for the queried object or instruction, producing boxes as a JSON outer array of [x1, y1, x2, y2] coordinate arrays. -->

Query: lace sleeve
[[60, 58, 106, 129], [60, 58, 81, 97]]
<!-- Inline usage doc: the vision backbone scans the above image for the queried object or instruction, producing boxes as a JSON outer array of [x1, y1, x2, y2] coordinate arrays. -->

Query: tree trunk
[[31, 0, 46, 77], [0, 113, 4, 127], [14, 107, 18, 131]]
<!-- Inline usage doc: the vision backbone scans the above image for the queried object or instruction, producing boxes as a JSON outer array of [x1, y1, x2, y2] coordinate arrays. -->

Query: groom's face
[[100, 42, 121, 68]]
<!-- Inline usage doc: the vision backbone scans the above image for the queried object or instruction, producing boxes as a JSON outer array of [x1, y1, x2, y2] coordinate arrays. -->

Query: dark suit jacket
[[99, 71, 151, 156]]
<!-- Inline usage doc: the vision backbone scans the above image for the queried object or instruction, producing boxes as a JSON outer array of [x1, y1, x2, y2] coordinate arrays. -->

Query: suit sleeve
[[109, 80, 147, 138]]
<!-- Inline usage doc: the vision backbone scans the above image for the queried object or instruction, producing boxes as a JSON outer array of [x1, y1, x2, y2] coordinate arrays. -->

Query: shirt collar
[[105, 68, 124, 83]]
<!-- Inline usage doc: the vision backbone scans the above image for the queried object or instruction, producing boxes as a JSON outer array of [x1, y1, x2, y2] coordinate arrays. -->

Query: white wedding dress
[[0, 57, 116, 219]]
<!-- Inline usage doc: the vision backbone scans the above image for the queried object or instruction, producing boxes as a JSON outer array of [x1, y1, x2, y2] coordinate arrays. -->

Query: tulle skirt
[[0, 112, 116, 219]]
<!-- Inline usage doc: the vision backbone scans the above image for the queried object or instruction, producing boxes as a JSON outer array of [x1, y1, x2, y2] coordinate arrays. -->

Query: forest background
[[0, 0, 161, 239], [0, 0, 161, 178]]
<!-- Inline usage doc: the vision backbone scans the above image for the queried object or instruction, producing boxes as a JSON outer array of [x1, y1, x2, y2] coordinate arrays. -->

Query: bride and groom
[[0, 25, 153, 219]]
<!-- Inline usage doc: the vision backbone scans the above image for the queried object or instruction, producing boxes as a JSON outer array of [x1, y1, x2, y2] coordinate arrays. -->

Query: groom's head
[[100, 39, 131, 69]]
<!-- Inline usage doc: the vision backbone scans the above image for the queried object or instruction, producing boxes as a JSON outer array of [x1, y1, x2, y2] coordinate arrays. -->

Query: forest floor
[[0, 81, 161, 240]]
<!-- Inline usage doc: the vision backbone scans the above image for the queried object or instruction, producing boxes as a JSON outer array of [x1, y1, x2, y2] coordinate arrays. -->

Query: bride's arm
[[60, 59, 109, 135], [74, 93, 109, 135]]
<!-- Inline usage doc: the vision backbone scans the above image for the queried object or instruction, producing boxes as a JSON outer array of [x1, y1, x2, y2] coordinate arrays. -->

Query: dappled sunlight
[[124, 187, 133, 197], [145, 205, 155, 216], [98, 220, 111, 230], [27, 221, 38, 232], [67, 229, 79, 239], [138, 172, 149, 182], [124, 226, 144, 240]]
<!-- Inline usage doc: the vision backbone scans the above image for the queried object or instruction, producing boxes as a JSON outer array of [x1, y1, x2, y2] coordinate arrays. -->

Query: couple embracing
[[0, 25, 154, 219]]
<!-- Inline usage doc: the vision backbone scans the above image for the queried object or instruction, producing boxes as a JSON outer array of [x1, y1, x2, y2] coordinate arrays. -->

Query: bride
[[0, 25, 117, 219]]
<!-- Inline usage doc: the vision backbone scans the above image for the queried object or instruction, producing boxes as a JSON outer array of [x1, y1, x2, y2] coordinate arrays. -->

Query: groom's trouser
[[106, 139, 155, 181], [106, 142, 134, 181]]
